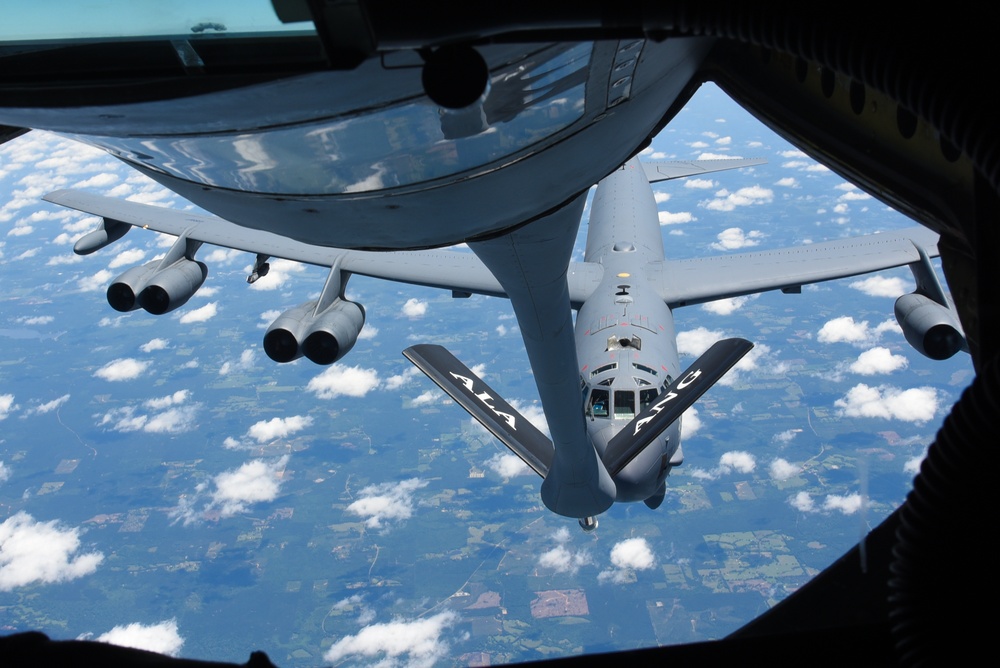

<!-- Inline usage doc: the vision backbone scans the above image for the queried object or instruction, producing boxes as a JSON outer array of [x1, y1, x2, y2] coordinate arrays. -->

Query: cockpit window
[[588, 389, 609, 418], [639, 388, 659, 412], [614, 390, 635, 420]]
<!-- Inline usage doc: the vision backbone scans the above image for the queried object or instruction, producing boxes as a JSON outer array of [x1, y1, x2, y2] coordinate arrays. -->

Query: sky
[[0, 82, 974, 663]]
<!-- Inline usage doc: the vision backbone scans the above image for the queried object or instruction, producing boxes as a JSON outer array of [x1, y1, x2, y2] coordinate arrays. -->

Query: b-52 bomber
[[44, 155, 963, 530]]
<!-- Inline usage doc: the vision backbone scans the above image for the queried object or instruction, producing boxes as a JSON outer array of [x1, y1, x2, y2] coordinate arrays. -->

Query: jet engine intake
[[106, 259, 208, 315], [894, 292, 965, 360], [263, 299, 365, 365]]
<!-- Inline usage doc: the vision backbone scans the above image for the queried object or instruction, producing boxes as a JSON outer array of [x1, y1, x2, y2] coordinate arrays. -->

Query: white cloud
[[306, 365, 380, 399], [401, 298, 428, 319], [108, 248, 146, 269], [769, 458, 801, 481], [683, 178, 715, 189], [95, 619, 184, 657], [173, 456, 289, 524], [680, 406, 701, 440], [218, 348, 256, 376], [701, 294, 756, 315], [789, 491, 816, 512], [775, 177, 799, 187], [849, 347, 908, 375], [0, 461, 10, 483], [31, 394, 71, 415], [323, 610, 458, 667], [1, 394, 17, 420], [178, 302, 217, 324], [385, 367, 421, 391], [676, 326, 725, 358], [140, 338, 169, 352], [849, 275, 909, 297], [538, 544, 592, 575], [0, 512, 104, 590], [687, 450, 756, 481], [834, 384, 940, 423], [246, 415, 313, 443], [78, 269, 114, 292], [817, 316, 899, 346], [658, 211, 695, 225], [904, 453, 925, 475], [710, 227, 764, 251], [94, 358, 150, 382], [773, 429, 798, 444], [346, 478, 428, 529], [598, 537, 656, 583], [144, 390, 190, 410], [701, 185, 773, 211], [17, 315, 54, 326], [246, 259, 305, 291], [823, 493, 864, 514], [98, 392, 199, 435], [485, 453, 530, 479], [410, 390, 439, 407]]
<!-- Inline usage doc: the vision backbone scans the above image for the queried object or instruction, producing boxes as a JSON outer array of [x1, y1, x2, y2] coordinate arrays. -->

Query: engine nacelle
[[107, 259, 208, 315], [894, 292, 965, 360], [137, 259, 208, 315], [263, 299, 365, 365]]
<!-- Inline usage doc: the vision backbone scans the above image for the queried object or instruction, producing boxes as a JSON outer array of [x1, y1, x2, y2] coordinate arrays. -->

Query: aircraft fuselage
[[575, 160, 682, 504]]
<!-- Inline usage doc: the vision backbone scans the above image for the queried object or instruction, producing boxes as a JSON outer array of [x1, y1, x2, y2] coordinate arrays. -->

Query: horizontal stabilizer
[[403, 344, 553, 477], [602, 338, 754, 476], [641, 157, 766, 184]]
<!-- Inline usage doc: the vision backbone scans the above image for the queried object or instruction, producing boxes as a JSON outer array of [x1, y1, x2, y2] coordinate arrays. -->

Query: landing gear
[[578, 516, 598, 533]]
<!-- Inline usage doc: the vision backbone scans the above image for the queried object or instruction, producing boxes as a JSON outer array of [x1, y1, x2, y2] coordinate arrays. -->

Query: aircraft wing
[[43, 189, 603, 302], [655, 226, 941, 307]]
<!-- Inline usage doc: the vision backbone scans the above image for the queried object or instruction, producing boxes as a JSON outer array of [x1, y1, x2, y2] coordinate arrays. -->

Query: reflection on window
[[639, 388, 659, 412], [83, 42, 592, 195], [614, 390, 635, 420], [588, 389, 609, 418], [591, 362, 617, 377]]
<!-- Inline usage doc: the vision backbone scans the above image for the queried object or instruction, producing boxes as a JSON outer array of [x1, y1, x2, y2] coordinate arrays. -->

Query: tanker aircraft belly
[[44, 156, 963, 529]]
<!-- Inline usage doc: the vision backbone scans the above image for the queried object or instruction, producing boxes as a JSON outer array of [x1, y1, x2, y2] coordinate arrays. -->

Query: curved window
[[588, 389, 609, 418]]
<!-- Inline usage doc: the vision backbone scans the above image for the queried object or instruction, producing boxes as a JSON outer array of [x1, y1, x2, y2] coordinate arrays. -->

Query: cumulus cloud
[[849, 347, 908, 375], [773, 429, 799, 444], [710, 227, 765, 251], [824, 493, 864, 514], [789, 491, 816, 513], [834, 384, 939, 423], [680, 406, 701, 440], [538, 528, 592, 575], [94, 619, 184, 657], [97, 391, 200, 434], [108, 248, 147, 269], [245, 259, 305, 291], [246, 415, 314, 443], [684, 178, 715, 189], [29, 394, 71, 415], [701, 294, 756, 315], [775, 177, 799, 187], [401, 298, 428, 319], [485, 453, 530, 479], [769, 458, 801, 481], [307, 365, 380, 399], [904, 453, 925, 475], [701, 185, 773, 212], [179, 302, 217, 324], [1, 394, 17, 420], [849, 275, 909, 297], [687, 450, 756, 481], [218, 348, 256, 376], [385, 367, 421, 391], [16, 315, 53, 326], [598, 537, 656, 583], [817, 316, 899, 346], [78, 269, 114, 292], [172, 456, 289, 524], [346, 478, 428, 529], [0, 512, 104, 590], [509, 398, 549, 437], [0, 461, 10, 483], [94, 358, 150, 382], [140, 338, 169, 353], [658, 211, 695, 225], [323, 611, 458, 667]]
